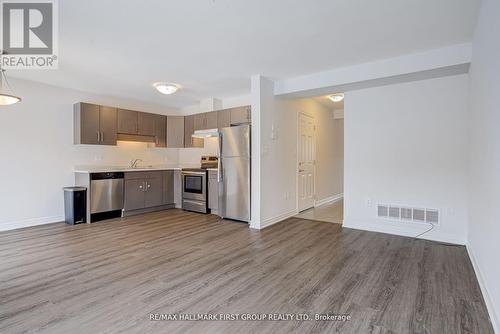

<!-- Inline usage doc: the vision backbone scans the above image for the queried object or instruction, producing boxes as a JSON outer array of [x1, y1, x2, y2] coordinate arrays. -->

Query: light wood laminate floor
[[0, 209, 493, 334], [295, 200, 344, 224]]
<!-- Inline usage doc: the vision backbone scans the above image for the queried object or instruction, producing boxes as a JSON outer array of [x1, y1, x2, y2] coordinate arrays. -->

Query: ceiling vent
[[377, 204, 439, 225]]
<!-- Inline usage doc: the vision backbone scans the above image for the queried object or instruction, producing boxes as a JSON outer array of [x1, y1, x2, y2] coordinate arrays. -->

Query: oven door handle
[[182, 171, 206, 176]]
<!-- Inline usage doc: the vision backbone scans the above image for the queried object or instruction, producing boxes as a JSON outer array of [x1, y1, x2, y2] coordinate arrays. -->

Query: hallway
[[295, 199, 343, 224]]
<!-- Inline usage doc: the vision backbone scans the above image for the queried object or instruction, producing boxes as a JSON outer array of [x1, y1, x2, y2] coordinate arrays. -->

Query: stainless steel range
[[181, 156, 218, 213]]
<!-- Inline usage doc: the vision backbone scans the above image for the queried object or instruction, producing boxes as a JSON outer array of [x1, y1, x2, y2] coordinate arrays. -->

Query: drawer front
[[182, 199, 207, 213], [124, 171, 163, 180]]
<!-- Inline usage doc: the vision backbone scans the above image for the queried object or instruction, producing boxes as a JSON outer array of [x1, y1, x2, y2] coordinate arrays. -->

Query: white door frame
[[296, 111, 316, 212]]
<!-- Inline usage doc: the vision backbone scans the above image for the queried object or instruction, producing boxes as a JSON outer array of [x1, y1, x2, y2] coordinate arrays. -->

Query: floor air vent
[[412, 209, 426, 222], [377, 204, 439, 225], [401, 207, 412, 220], [377, 205, 388, 217], [426, 209, 439, 223], [388, 207, 400, 219]]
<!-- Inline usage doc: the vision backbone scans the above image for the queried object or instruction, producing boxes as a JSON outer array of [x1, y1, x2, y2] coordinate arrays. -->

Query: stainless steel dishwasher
[[90, 172, 124, 215]]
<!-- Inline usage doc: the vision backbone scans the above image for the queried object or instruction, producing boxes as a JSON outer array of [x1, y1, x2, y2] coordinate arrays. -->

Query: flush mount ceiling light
[[0, 67, 21, 106], [153, 82, 180, 95], [328, 93, 344, 103]]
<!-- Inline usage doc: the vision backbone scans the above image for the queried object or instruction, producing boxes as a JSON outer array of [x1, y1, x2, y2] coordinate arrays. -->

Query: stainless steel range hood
[[192, 128, 219, 138]]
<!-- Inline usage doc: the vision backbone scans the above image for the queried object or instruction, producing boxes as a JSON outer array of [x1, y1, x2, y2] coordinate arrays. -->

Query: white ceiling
[[10, 0, 480, 109]]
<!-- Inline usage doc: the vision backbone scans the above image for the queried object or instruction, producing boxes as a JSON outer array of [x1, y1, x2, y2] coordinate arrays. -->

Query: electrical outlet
[[270, 125, 278, 140], [366, 198, 372, 207]]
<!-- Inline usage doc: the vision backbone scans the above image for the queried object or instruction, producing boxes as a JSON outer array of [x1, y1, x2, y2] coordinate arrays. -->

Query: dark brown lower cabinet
[[144, 176, 162, 208], [124, 172, 163, 211], [124, 179, 145, 211]]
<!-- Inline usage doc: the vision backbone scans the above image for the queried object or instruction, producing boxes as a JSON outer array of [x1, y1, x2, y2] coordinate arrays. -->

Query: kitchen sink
[[115, 165, 155, 170]]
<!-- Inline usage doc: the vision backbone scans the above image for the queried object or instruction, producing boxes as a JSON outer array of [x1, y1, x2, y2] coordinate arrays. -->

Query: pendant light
[[0, 54, 21, 105]]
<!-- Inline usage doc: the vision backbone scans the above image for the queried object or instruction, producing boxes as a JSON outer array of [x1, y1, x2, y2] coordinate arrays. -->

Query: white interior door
[[298, 112, 315, 212]]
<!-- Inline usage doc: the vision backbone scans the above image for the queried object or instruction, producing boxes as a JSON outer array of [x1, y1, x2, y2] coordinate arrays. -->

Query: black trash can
[[63, 187, 87, 225]]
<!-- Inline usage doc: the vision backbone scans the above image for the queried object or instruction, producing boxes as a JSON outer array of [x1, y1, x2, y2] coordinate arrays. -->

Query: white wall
[[315, 108, 343, 203], [254, 78, 344, 228], [0, 78, 179, 231], [344, 74, 469, 244], [467, 0, 500, 331]]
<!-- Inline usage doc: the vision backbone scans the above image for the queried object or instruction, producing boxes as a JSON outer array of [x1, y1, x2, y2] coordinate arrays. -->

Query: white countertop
[[74, 165, 217, 173], [75, 165, 191, 173]]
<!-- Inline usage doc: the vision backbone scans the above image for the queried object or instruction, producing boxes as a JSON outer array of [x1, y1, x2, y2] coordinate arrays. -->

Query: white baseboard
[[343, 219, 466, 245], [256, 209, 299, 230], [0, 215, 64, 232], [467, 243, 500, 334], [314, 193, 343, 207]]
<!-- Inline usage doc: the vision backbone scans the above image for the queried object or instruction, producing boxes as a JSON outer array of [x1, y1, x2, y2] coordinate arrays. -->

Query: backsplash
[[72, 141, 179, 167]]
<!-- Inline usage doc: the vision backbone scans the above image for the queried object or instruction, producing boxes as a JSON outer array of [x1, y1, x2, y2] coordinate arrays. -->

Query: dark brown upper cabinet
[[117, 109, 138, 134], [205, 112, 218, 129], [99, 106, 118, 145], [153, 114, 166, 147], [230, 106, 251, 125], [193, 113, 206, 131], [194, 111, 217, 131], [75, 102, 249, 148], [138, 112, 156, 136], [193, 111, 218, 131], [117, 109, 161, 140], [117, 109, 159, 136], [217, 109, 231, 129], [184, 114, 195, 148], [74, 102, 117, 145], [166, 116, 184, 148]]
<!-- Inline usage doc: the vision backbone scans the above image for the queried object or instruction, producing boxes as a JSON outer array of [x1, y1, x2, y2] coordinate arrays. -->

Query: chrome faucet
[[130, 159, 143, 168]]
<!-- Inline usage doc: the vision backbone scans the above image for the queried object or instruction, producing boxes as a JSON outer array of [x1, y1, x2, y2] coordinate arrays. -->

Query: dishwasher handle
[[91, 172, 124, 180]]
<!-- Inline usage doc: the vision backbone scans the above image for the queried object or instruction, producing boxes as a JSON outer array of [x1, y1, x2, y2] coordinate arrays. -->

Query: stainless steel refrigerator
[[218, 124, 251, 222]]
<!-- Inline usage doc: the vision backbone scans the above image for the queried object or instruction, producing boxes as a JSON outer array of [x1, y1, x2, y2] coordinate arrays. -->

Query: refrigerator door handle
[[218, 132, 223, 182]]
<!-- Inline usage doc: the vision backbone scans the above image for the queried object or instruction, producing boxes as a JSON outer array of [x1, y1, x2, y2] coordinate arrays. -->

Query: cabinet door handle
[[97, 131, 100, 142], [100, 132, 104, 142], [147, 182, 151, 190]]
